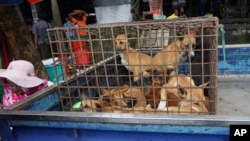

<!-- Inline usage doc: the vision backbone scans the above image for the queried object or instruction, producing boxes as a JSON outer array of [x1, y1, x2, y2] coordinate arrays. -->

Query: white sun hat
[[0, 60, 44, 88]]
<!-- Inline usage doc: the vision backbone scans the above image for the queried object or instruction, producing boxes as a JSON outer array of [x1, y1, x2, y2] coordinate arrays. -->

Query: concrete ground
[[217, 79, 250, 116]]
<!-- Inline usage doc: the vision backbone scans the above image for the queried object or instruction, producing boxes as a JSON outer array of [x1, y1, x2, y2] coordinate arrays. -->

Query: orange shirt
[[70, 16, 88, 36]]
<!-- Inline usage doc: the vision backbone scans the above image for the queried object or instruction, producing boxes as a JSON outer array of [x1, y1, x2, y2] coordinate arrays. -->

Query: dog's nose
[[116, 47, 122, 52]]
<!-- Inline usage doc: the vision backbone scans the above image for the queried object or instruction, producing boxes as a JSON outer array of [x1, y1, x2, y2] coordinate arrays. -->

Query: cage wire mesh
[[47, 17, 219, 115]]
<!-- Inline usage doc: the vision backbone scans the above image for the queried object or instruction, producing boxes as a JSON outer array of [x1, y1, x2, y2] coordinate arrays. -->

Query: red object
[[71, 41, 91, 65], [64, 65, 69, 76], [153, 9, 159, 14], [27, 0, 43, 4], [57, 57, 69, 76], [57, 57, 68, 62]]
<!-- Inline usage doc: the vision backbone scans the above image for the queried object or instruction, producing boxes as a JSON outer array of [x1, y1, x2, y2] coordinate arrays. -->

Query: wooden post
[[51, 0, 62, 27]]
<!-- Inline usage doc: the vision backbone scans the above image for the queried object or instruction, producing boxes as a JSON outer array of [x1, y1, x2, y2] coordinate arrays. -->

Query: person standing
[[68, 9, 88, 38], [210, 0, 222, 18], [172, 0, 186, 17], [32, 11, 53, 59], [63, 17, 76, 39]]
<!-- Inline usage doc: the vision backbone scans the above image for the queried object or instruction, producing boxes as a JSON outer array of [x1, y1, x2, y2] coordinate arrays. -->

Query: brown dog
[[115, 34, 153, 81], [148, 30, 197, 76], [144, 80, 180, 109], [157, 74, 209, 114], [81, 99, 102, 112], [100, 87, 130, 112], [81, 88, 130, 113], [99, 86, 147, 113]]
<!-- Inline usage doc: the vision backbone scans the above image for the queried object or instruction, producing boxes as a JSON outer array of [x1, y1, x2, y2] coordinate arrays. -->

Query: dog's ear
[[176, 25, 185, 40], [178, 28, 198, 40], [100, 88, 109, 94], [115, 34, 120, 39], [199, 81, 210, 88], [177, 31, 184, 41], [177, 85, 187, 97]]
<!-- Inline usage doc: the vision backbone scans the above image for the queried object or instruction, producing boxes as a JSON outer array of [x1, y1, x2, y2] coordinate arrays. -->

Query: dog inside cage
[[49, 17, 218, 115]]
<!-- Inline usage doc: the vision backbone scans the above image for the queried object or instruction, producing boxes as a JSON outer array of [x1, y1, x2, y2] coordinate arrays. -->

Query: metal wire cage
[[47, 17, 219, 115]]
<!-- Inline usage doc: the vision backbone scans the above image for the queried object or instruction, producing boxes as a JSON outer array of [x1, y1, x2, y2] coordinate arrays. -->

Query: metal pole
[[30, 3, 38, 23]]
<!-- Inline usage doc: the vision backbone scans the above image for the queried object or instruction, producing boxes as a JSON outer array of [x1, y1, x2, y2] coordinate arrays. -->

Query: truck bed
[[0, 76, 250, 141], [218, 77, 250, 116], [1, 17, 250, 140]]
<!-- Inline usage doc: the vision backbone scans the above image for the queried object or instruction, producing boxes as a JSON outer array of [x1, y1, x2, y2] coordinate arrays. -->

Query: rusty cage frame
[[47, 17, 219, 115]]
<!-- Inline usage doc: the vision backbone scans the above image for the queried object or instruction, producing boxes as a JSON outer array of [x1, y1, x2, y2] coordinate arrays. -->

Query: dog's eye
[[184, 45, 189, 49]]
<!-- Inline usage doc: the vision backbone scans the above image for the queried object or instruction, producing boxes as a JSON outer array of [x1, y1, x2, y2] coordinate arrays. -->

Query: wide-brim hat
[[0, 60, 44, 88], [69, 9, 86, 16]]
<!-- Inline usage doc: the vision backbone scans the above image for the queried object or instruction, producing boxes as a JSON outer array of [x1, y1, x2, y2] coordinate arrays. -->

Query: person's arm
[[34, 35, 39, 48], [32, 24, 39, 48], [70, 16, 78, 25]]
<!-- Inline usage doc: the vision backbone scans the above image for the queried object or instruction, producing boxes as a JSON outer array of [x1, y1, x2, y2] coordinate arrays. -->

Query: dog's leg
[[161, 106, 199, 115], [122, 104, 155, 113], [133, 68, 140, 81], [157, 84, 168, 110]]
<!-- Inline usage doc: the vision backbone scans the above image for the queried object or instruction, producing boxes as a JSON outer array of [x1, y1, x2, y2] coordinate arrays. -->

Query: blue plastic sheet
[[0, 0, 23, 5]]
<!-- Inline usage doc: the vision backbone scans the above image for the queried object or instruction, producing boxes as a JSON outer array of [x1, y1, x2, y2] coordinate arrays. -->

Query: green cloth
[[71, 101, 82, 110]]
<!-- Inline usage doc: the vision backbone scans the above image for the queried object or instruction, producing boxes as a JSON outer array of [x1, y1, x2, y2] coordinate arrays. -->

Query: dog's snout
[[189, 51, 195, 57], [115, 40, 126, 51]]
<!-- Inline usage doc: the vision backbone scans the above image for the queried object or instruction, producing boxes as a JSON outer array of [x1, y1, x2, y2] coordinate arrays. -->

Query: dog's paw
[[146, 104, 151, 108]]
